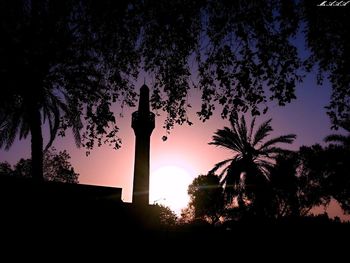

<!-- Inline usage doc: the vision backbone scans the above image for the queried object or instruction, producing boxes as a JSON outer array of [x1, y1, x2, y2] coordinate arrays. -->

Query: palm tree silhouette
[[0, 88, 82, 181], [209, 114, 296, 214], [0, 2, 83, 181]]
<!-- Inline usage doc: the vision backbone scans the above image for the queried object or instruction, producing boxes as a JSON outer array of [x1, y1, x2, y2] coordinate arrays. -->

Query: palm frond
[[71, 112, 83, 147], [259, 166, 271, 180], [225, 163, 244, 185], [218, 166, 231, 184], [248, 117, 256, 144], [0, 122, 9, 148], [18, 118, 30, 140], [209, 127, 244, 153], [209, 114, 297, 207], [44, 102, 60, 152], [65, 96, 83, 147], [255, 159, 274, 178], [238, 115, 248, 146], [209, 158, 235, 175], [258, 134, 296, 151], [3, 107, 28, 150], [229, 116, 240, 140], [252, 119, 273, 146], [5, 119, 20, 150]]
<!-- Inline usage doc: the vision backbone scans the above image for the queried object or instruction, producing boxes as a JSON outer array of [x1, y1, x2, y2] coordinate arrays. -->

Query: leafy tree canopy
[[155, 204, 178, 227], [323, 121, 350, 213], [270, 142, 350, 218], [1, 0, 349, 152], [188, 174, 224, 224], [0, 148, 79, 184], [270, 149, 329, 218], [0, 162, 13, 177]]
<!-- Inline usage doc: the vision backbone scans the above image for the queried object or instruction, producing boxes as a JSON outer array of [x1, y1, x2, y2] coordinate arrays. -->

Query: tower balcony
[[131, 111, 155, 133]]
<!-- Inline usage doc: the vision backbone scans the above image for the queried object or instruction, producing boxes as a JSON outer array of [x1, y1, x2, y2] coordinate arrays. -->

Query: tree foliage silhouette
[[269, 149, 329, 218], [324, 118, 350, 148], [0, 148, 79, 184], [268, 152, 301, 218], [270, 143, 350, 218], [209, 114, 296, 217], [82, 0, 350, 127], [179, 206, 195, 224], [188, 174, 224, 224], [0, 85, 81, 181], [0, 1, 84, 180], [155, 204, 178, 227], [1, 0, 350, 178], [0, 162, 13, 177], [323, 121, 350, 213], [302, 1, 350, 127]]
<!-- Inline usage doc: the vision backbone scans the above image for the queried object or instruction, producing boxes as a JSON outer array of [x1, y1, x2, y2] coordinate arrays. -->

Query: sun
[[150, 165, 193, 214]]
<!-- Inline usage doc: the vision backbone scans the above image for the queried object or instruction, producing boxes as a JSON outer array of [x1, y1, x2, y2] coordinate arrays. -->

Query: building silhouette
[[0, 84, 161, 234], [131, 84, 155, 205]]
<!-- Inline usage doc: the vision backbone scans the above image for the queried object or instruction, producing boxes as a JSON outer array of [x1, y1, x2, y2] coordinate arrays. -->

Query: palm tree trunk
[[29, 105, 44, 181]]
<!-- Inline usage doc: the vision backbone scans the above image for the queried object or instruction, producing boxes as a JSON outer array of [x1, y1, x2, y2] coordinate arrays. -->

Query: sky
[[2, 71, 350, 220]]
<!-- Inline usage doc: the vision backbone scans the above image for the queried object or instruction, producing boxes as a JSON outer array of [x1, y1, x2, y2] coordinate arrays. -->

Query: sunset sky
[[3, 69, 350, 220]]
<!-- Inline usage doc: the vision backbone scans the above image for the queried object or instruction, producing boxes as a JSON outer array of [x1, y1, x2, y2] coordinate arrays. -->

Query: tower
[[131, 84, 155, 205]]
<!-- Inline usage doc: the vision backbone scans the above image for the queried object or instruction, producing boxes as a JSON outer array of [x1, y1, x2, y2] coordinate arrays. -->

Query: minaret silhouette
[[131, 84, 155, 205]]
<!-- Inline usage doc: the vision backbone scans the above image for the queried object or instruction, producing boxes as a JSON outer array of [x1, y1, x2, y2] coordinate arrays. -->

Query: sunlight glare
[[150, 165, 193, 215]]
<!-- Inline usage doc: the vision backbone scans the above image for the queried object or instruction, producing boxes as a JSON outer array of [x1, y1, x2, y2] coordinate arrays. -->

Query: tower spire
[[131, 84, 155, 205]]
